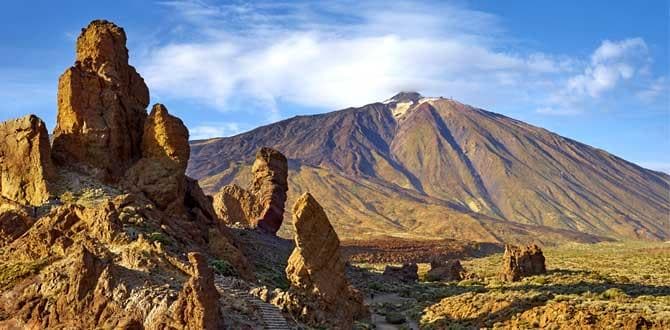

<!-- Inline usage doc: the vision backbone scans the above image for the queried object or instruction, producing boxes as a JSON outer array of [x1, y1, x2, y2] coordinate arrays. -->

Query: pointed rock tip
[[76, 19, 128, 64], [292, 192, 324, 218]]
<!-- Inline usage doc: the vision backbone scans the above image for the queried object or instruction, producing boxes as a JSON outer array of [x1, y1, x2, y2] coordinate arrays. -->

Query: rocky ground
[[348, 241, 670, 329]]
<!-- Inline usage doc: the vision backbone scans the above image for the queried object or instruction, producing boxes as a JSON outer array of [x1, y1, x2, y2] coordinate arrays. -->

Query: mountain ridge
[[188, 93, 670, 243]]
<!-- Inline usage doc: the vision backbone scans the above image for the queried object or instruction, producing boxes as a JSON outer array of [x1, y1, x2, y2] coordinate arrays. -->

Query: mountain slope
[[188, 93, 670, 242]]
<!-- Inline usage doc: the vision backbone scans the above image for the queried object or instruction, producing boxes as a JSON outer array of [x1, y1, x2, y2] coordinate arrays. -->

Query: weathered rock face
[[0, 208, 34, 247], [249, 147, 288, 234], [0, 115, 55, 206], [142, 103, 190, 171], [52, 20, 149, 181], [212, 184, 256, 226], [165, 253, 223, 329], [284, 192, 367, 329], [500, 244, 547, 281], [426, 259, 466, 282], [383, 263, 419, 282], [125, 104, 190, 212], [212, 147, 288, 234]]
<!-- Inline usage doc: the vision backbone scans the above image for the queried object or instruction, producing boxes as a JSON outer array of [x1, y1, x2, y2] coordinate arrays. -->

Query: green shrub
[[457, 279, 483, 286], [0, 259, 50, 289], [385, 312, 406, 324], [600, 288, 629, 301], [210, 259, 238, 277], [148, 232, 171, 245]]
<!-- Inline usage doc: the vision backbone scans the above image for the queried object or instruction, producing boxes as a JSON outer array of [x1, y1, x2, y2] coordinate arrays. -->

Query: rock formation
[[280, 192, 367, 328], [52, 20, 149, 181], [163, 253, 223, 329], [213, 184, 255, 226], [0, 207, 34, 247], [500, 244, 547, 281], [383, 263, 419, 282], [249, 147, 289, 233], [0, 19, 259, 329], [125, 104, 189, 212], [212, 147, 288, 234], [0, 115, 55, 205], [426, 259, 467, 282], [142, 103, 190, 171]]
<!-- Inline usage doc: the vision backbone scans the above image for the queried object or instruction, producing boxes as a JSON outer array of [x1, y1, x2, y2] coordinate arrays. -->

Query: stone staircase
[[215, 276, 291, 330]]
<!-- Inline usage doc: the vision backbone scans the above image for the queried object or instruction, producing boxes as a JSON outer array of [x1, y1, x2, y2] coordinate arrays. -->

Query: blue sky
[[1, 1, 669, 172]]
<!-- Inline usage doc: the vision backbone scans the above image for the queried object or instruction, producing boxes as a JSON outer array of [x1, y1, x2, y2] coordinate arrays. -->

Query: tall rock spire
[[52, 20, 150, 181]]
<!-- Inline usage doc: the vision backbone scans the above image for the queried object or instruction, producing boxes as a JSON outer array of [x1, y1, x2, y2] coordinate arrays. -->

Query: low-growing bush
[[147, 232, 171, 245], [210, 259, 238, 277], [600, 287, 629, 301]]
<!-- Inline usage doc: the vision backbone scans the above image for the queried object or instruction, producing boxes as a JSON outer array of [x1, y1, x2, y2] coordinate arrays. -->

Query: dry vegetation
[[352, 241, 670, 329]]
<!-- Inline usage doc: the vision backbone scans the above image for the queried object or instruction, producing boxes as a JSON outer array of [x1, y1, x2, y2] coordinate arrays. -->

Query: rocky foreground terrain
[[1, 19, 669, 330]]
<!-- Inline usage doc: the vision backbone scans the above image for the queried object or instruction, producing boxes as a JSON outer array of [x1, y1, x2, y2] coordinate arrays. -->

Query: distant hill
[[188, 92, 670, 244]]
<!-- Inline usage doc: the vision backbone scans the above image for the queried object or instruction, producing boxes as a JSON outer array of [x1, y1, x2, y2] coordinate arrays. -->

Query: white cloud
[[140, 0, 572, 113], [140, 1, 665, 118], [538, 38, 655, 115], [566, 38, 648, 98], [189, 122, 248, 140]]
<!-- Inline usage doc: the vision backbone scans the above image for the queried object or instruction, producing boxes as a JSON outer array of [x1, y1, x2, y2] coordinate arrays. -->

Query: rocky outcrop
[[164, 252, 223, 329], [426, 260, 467, 282], [282, 192, 367, 329], [0, 208, 34, 247], [213, 147, 288, 234], [212, 184, 255, 226], [383, 263, 419, 282], [141, 103, 190, 171], [125, 104, 189, 212], [500, 244, 547, 281], [249, 147, 288, 234], [0, 19, 257, 329], [0, 115, 55, 206], [52, 20, 149, 181]]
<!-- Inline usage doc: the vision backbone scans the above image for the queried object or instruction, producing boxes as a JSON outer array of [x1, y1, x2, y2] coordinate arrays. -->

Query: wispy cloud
[[537, 38, 663, 115], [140, 0, 666, 118], [140, 0, 568, 112]]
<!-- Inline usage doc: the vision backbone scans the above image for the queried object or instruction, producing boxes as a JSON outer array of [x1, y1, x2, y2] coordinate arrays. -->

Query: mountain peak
[[387, 91, 423, 103]]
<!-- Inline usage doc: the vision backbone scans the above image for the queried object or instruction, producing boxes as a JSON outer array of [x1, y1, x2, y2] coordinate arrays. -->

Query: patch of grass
[[457, 279, 483, 286], [147, 232, 171, 246], [0, 258, 51, 289], [210, 259, 238, 277], [254, 263, 289, 290], [600, 287, 629, 301]]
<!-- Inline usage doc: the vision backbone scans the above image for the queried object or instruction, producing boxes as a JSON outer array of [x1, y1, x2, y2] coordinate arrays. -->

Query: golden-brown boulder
[[212, 184, 256, 226], [164, 252, 223, 329], [52, 20, 149, 181], [125, 104, 189, 212], [500, 244, 547, 281], [284, 192, 367, 329], [212, 147, 288, 234], [142, 103, 190, 171], [0, 115, 55, 206]]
